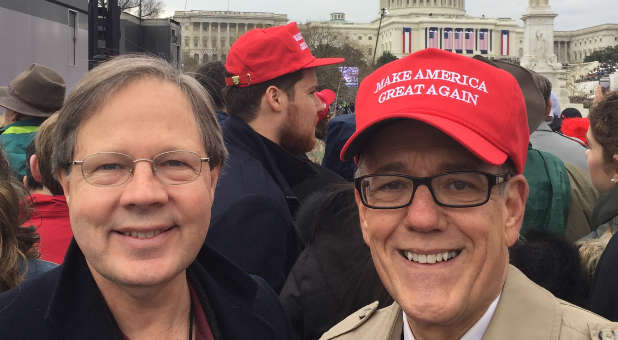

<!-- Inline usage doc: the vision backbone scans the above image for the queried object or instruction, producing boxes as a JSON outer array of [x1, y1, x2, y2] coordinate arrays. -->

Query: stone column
[[226, 23, 230, 49], [217, 22, 221, 50]]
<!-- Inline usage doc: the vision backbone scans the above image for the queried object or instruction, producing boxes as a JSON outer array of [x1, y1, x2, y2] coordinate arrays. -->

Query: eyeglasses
[[354, 171, 510, 209], [71, 150, 210, 186]]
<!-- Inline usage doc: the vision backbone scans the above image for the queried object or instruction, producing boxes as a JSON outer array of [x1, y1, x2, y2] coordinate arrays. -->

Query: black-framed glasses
[[71, 150, 210, 187], [354, 171, 511, 209]]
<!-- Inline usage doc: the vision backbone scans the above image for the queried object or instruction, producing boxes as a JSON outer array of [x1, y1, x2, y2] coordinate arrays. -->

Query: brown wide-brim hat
[[0, 64, 66, 118], [473, 56, 546, 134]]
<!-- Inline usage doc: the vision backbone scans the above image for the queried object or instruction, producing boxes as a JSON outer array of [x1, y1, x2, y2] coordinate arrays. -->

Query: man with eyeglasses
[[0, 56, 291, 340], [320, 49, 617, 340]]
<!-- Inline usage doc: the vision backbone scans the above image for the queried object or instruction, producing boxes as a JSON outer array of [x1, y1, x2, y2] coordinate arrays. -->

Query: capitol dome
[[378, 0, 466, 17]]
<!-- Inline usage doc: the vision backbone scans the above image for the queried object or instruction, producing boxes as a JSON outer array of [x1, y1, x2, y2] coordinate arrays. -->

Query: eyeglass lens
[[360, 172, 490, 208], [81, 151, 203, 186]]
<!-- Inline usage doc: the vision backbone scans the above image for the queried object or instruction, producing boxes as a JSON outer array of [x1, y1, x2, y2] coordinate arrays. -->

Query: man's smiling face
[[355, 120, 526, 337]]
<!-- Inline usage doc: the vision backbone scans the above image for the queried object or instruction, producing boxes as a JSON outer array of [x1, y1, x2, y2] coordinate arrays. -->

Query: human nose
[[119, 161, 168, 207], [403, 184, 441, 232]]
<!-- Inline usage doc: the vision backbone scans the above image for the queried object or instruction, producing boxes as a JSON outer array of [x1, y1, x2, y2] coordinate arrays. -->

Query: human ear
[[264, 86, 287, 113], [29, 154, 43, 183], [502, 175, 528, 247]]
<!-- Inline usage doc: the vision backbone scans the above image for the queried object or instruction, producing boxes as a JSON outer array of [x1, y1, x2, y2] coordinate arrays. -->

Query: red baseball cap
[[316, 89, 336, 122], [340, 48, 529, 174], [225, 22, 344, 87]]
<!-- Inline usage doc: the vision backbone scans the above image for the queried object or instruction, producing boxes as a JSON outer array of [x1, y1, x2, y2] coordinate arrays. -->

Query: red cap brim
[[304, 57, 345, 69], [340, 113, 508, 166]]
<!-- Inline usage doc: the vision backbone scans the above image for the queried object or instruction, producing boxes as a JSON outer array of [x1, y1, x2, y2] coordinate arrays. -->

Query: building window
[[193, 37, 198, 47], [194, 53, 199, 63], [369, 36, 373, 40], [184, 38, 190, 47], [358, 36, 363, 40], [193, 23, 200, 31], [171, 29, 178, 44], [68, 10, 77, 66], [202, 38, 207, 47]]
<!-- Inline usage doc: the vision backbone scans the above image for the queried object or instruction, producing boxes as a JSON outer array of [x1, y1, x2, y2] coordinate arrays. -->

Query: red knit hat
[[316, 89, 336, 122], [340, 48, 529, 174], [225, 22, 344, 87]]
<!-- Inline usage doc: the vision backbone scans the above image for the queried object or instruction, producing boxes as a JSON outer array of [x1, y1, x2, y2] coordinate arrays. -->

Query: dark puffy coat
[[280, 184, 392, 340]]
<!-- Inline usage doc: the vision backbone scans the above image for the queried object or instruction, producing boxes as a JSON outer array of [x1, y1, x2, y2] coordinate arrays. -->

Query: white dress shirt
[[403, 293, 501, 340]]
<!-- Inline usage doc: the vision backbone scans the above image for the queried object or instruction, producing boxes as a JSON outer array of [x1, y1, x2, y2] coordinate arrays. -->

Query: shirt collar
[[403, 293, 501, 340]]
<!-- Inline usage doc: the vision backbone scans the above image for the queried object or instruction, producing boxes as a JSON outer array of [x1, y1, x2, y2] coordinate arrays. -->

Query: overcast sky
[[160, 0, 616, 31]]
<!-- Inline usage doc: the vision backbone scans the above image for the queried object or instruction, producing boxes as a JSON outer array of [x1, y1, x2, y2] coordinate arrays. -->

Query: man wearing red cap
[[206, 22, 344, 292], [320, 49, 616, 340]]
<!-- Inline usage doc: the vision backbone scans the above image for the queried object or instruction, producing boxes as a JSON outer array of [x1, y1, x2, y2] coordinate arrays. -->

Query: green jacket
[[523, 146, 571, 237], [0, 119, 43, 178]]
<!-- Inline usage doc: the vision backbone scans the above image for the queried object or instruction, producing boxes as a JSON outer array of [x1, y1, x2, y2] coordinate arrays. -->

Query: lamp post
[[373, 8, 387, 64]]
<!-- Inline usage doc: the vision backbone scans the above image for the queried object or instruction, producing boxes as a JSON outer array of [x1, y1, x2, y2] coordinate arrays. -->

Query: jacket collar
[[45, 240, 124, 339], [591, 186, 618, 227], [45, 240, 277, 339], [192, 246, 278, 339], [0, 118, 44, 133], [223, 116, 317, 213], [483, 265, 561, 340]]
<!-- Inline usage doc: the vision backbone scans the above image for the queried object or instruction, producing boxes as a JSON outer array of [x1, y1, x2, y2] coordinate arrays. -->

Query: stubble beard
[[279, 103, 316, 154]]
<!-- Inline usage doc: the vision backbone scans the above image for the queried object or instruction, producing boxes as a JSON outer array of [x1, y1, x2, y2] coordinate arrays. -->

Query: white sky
[[160, 0, 617, 31]]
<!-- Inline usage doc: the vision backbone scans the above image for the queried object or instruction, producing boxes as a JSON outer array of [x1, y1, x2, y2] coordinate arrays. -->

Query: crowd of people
[[0, 21, 617, 340], [575, 62, 617, 83]]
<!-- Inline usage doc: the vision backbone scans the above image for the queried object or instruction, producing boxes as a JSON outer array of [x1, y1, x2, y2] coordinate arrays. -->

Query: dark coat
[[0, 240, 291, 340], [588, 186, 618, 321], [280, 185, 392, 340], [322, 114, 356, 182], [207, 116, 342, 292]]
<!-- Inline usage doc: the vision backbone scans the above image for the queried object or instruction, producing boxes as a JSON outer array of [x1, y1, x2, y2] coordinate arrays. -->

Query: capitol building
[[175, 1, 618, 66], [304, 0, 618, 64]]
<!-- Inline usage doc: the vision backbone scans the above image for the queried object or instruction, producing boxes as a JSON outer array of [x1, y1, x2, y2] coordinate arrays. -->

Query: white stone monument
[[521, 0, 570, 106]]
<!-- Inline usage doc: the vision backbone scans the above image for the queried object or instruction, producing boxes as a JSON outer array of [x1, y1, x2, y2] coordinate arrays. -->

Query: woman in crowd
[[0, 146, 54, 292], [581, 90, 618, 320]]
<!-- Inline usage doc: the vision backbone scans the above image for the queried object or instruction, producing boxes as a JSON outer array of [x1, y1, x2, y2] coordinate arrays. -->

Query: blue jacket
[[0, 119, 43, 178], [0, 240, 291, 340], [322, 114, 356, 181]]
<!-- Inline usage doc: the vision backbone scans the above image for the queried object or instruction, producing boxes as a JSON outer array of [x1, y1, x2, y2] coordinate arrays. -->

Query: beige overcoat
[[320, 265, 618, 340]]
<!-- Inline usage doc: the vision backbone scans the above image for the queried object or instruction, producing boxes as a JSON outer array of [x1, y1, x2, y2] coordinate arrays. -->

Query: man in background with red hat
[[320, 49, 616, 340], [206, 22, 344, 292], [307, 89, 336, 164]]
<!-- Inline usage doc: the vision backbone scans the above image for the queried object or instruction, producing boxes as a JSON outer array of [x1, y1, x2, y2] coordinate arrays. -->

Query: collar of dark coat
[[223, 116, 318, 210], [44, 240, 275, 339], [592, 186, 618, 227]]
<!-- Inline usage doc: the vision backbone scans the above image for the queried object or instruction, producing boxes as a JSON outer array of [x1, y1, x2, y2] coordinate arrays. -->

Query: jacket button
[[599, 329, 616, 340]]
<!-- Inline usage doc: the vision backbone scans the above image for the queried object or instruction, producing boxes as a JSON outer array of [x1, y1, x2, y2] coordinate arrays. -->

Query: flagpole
[[372, 8, 387, 65]]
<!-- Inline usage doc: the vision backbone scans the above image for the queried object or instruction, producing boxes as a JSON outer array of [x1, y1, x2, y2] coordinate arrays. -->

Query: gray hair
[[51, 54, 227, 176]]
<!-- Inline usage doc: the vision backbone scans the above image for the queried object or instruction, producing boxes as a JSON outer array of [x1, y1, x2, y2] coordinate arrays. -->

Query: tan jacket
[[320, 265, 618, 340]]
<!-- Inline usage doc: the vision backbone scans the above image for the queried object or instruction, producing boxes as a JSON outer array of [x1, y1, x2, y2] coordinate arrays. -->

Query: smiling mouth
[[118, 226, 175, 239], [400, 249, 462, 264]]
